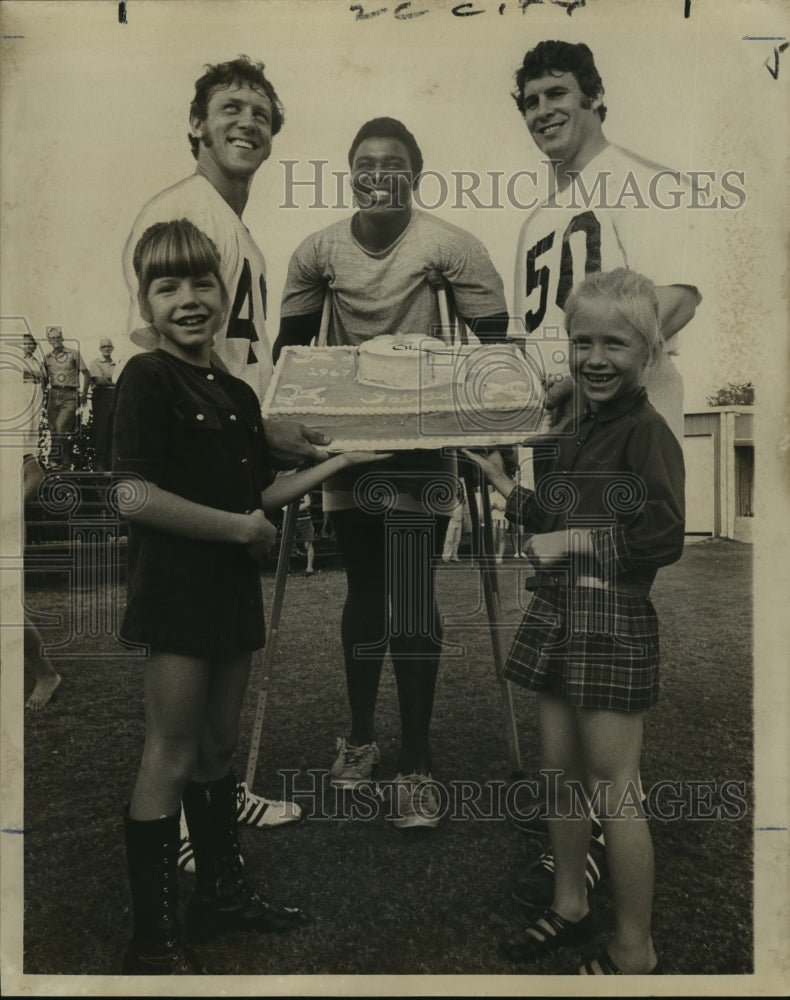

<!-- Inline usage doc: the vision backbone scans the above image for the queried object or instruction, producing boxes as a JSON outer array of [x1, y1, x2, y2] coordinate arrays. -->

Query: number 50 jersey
[[123, 174, 272, 403], [514, 144, 700, 441]]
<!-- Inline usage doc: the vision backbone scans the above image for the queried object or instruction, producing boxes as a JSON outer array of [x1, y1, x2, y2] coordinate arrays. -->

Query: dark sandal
[[579, 951, 663, 975], [501, 908, 594, 963]]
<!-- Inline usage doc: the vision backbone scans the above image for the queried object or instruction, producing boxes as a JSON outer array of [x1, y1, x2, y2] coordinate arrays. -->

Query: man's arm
[[424, 268, 509, 344], [273, 309, 324, 364], [268, 236, 332, 468], [261, 418, 332, 469], [466, 312, 510, 344], [656, 284, 700, 341], [265, 309, 334, 468]]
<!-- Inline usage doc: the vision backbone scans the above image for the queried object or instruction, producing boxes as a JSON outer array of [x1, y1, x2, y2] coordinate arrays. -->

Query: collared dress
[[503, 386, 685, 712], [112, 349, 273, 657]]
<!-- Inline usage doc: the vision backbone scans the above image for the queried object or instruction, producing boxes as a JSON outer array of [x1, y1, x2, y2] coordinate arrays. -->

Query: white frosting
[[356, 334, 458, 390], [263, 343, 539, 420]]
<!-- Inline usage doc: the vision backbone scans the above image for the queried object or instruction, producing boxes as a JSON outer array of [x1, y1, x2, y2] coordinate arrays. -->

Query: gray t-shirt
[[280, 210, 507, 512], [281, 209, 507, 344]]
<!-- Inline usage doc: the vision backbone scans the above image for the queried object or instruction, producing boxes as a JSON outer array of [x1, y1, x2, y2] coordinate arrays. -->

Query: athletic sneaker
[[177, 785, 301, 875], [235, 781, 303, 828], [512, 839, 607, 910], [390, 772, 441, 830], [178, 808, 196, 874], [329, 738, 381, 789]]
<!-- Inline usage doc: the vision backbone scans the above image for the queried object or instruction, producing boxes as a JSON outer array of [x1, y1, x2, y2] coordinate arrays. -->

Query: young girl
[[464, 268, 685, 976], [113, 218, 389, 974]]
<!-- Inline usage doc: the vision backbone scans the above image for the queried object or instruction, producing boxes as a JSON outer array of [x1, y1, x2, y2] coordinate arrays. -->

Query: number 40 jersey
[[513, 144, 700, 442], [123, 174, 272, 403]]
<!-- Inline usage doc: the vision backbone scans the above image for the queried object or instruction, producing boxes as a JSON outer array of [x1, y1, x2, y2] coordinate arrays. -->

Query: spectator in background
[[43, 326, 90, 470], [442, 479, 466, 563], [89, 338, 118, 472], [295, 494, 316, 577], [21, 333, 47, 459], [493, 446, 525, 562], [22, 332, 47, 385]]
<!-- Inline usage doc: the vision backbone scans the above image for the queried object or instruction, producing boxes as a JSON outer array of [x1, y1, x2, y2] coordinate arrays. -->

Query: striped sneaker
[[178, 784, 302, 876], [235, 781, 303, 828], [178, 807, 195, 874], [512, 839, 606, 910]]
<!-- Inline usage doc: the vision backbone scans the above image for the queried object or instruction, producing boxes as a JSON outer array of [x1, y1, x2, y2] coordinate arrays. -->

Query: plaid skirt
[[503, 586, 660, 712]]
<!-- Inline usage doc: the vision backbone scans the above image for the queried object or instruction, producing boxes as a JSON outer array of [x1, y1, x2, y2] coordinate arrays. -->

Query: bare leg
[[129, 651, 210, 821], [494, 524, 506, 564], [537, 692, 590, 922], [23, 457, 61, 709], [577, 708, 657, 974], [509, 524, 523, 558], [195, 652, 252, 782], [24, 614, 61, 710]]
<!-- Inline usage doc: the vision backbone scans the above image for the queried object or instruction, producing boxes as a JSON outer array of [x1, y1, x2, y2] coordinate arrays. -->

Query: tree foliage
[[706, 382, 754, 407]]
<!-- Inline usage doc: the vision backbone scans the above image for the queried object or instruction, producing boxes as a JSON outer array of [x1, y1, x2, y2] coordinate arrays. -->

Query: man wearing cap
[[89, 338, 118, 472], [43, 326, 90, 470]]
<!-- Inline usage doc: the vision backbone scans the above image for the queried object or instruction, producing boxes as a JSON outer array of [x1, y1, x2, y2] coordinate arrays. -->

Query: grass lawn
[[20, 537, 753, 979]]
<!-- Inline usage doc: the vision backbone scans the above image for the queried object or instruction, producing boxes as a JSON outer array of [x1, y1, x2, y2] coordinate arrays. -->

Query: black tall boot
[[182, 770, 308, 942], [122, 810, 206, 974]]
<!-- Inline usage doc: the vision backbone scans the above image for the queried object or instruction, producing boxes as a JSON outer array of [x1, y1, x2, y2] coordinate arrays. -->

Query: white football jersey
[[123, 174, 272, 402], [514, 144, 699, 441]]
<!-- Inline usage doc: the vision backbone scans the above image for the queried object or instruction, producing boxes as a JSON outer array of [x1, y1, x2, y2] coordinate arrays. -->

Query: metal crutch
[[436, 285, 454, 345], [244, 287, 332, 787], [245, 499, 299, 787], [460, 460, 523, 778], [436, 284, 469, 346], [437, 280, 522, 773]]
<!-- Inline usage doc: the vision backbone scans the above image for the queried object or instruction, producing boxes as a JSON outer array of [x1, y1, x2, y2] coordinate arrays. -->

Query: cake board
[[260, 341, 545, 453]]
